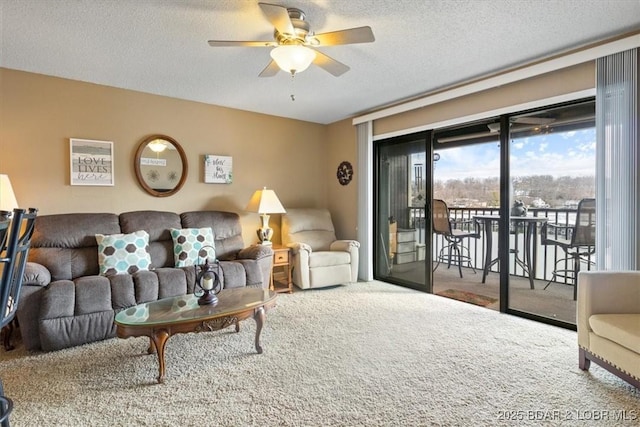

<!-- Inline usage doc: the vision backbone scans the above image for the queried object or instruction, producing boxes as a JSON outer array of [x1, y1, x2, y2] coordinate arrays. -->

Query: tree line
[[419, 175, 595, 208]]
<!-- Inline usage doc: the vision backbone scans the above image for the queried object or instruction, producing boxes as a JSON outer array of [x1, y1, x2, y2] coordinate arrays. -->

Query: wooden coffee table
[[115, 287, 277, 383]]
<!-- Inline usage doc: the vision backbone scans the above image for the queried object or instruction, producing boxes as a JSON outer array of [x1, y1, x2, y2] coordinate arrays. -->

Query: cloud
[[433, 129, 596, 181]]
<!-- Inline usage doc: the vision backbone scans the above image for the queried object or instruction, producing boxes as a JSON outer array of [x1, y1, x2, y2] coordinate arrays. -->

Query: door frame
[[373, 130, 432, 292]]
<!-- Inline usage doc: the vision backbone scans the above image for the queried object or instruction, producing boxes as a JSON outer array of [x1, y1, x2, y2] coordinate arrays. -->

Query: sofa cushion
[[282, 208, 337, 251], [95, 230, 152, 276], [29, 213, 120, 281], [218, 261, 246, 288], [170, 227, 216, 267], [155, 268, 189, 299], [589, 314, 640, 354], [74, 276, 113, 314], [309, 251, 351, 268], [108, 273, 138, 310], [40, 311, 116, 351]]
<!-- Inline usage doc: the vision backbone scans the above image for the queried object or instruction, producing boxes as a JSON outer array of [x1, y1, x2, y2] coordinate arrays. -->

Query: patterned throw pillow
[[95, 230, 152, 276], [170, 227, 216, 267]]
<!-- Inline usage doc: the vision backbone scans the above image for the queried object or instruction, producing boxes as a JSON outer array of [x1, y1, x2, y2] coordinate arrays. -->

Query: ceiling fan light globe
[[148, 140, 167, 153], [270, 45, 316, 74]]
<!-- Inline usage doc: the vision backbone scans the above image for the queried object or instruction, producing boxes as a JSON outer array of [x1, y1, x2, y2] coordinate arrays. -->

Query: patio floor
[[386, 260, 577, 324]]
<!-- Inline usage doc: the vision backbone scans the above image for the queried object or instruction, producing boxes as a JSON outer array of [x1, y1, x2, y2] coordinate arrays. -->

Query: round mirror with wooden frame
[[134, 135, 188, 197]]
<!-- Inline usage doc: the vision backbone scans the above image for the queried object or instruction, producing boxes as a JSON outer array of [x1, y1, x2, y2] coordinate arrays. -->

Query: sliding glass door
[[506, 100, 596, 324], [431, 120, 501, 306], [372, 98, 595, 329], [374, 132, 430, 291]]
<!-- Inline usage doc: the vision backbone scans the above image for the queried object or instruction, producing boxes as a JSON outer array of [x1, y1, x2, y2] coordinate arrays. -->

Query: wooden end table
[[115, 287, 277, 383], [270, 245, 293, 293]]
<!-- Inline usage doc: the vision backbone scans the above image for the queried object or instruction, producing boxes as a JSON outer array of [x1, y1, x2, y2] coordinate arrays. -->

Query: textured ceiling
[[2, 0, 640, 124]]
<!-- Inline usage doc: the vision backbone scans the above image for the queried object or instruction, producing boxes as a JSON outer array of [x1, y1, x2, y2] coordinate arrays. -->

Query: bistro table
[[473, 215, 548, 288]]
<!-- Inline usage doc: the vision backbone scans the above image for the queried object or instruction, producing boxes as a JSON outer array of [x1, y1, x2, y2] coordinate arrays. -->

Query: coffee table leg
[[147, 338, 156, 354], [254, 306, 265, 354], [151, 329, 170, 383]]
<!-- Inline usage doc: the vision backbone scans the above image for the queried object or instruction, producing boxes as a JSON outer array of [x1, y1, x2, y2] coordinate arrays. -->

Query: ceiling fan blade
[[312, 50, 350, 76], [259, 2, 295, 36], [313, 26, 375, 46], [259, 60, 281, 77], [208, 40, 276, 47]]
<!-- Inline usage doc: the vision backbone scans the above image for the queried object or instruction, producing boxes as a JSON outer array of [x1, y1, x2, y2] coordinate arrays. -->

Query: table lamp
[[245, 187, 286, 245], [0, 174, 19, 220]]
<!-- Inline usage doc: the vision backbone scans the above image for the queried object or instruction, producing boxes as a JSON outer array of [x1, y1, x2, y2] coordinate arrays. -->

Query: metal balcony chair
[[542, 198, 595, 300], [0, 220, 8, 257], [1, 208, 37, 427], [1, 208, 38, 350], [0, 220, 9, 427], [432, 199, 479, 278]]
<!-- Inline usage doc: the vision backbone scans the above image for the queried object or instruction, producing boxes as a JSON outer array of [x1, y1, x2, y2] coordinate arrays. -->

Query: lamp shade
[[270, 45, 316, 74], [246, 187, 286, 214], [0, 174, 19, 212]]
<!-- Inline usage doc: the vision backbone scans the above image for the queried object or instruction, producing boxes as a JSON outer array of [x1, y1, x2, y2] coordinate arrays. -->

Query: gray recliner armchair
[[281, 208, 359, 289]]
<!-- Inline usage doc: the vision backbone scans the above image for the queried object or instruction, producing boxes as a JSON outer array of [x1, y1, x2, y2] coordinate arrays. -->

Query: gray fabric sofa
[[18, 210, 273, 352]]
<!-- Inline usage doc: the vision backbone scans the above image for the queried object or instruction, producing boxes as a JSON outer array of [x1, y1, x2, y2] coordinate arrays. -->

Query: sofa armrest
[[23, 262, 51, 286], [237, 244, 273, 261], [286, 242, 312, 255], [577, 270, 640, 348], [330, 240, 360, 252], [331, 240, 360, 283]]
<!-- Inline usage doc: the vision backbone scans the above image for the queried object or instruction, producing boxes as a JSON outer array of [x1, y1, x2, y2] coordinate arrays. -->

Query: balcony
[[385, 206, 594, 324]]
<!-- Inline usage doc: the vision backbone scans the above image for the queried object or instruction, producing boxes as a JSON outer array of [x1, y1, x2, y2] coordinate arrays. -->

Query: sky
[[423, 128, 596, 181]]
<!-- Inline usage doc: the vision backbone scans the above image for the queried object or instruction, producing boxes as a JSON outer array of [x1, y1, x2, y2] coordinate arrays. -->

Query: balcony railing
[[405, 206, 595, 283]]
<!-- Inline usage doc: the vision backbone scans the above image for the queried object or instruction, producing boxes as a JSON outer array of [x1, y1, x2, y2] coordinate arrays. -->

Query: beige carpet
[[0, 281, 638, 426]]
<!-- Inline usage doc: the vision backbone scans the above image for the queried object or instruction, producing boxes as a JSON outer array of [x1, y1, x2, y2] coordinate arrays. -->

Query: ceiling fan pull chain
[[290, 72, 296, 101]]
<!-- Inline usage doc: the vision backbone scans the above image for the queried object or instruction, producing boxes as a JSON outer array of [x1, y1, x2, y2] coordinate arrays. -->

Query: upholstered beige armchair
[[281, 208, 359, 289], [577, 271, 640, 388]]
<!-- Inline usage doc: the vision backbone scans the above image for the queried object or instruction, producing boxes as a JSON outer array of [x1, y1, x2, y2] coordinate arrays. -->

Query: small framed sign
[[70, 138, 114, 186], [204, 155, 232, 184]]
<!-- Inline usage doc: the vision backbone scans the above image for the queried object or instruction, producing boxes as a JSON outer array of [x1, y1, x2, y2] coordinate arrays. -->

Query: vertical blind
[[357, 121, 373, 281], [595, 48, 640, 270]]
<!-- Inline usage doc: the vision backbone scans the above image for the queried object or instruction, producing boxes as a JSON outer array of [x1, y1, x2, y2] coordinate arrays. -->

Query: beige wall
[[373, 61, 595, 136], [0, 68, 340, 246], [0, 62, 598, 250], [326, 118, 358, 240]]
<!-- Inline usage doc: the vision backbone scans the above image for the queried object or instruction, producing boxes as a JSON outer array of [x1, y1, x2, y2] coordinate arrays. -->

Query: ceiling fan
[[487, 117, 556, 133], [512, 117, 556, 125], [207, 2, 375, 77]]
